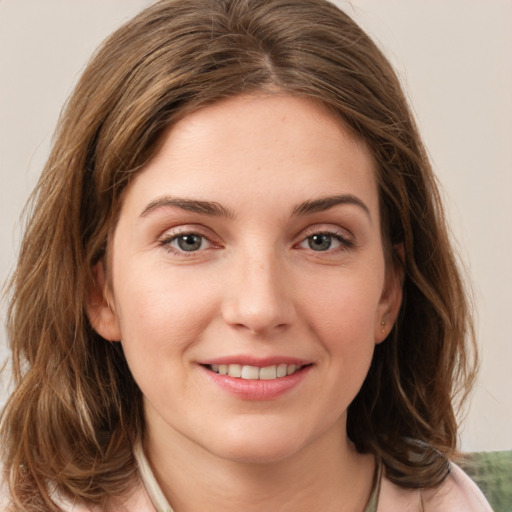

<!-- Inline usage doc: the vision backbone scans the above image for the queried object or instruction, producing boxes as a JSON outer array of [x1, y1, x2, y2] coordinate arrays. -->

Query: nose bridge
[[222, 243, 294, 334]]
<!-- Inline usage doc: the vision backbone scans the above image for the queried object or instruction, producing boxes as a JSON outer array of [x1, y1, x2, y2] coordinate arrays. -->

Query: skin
[[89, 94, 402, 512]]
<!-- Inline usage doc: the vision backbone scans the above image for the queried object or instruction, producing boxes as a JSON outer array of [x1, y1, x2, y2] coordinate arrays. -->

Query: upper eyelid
[[158, 224, 215, 239], [296, 223, 354, 240]]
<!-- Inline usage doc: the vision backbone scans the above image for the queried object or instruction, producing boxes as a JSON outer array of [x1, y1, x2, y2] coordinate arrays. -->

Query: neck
[[143, 419, 375, 512]]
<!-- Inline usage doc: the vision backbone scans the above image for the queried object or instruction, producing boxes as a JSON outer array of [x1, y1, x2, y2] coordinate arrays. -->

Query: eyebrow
[[292, 194, 371, 219], [140, 196, 235, 218], [140, 193, 370, 220]]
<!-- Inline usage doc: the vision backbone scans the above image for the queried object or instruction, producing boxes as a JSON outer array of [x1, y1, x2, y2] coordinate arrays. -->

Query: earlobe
[[87, 262, 121, 342], [374, 260, 404, 344]]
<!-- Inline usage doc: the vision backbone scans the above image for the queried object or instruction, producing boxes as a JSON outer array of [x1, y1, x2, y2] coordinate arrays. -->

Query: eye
[[304, 233, 339, 251], [163, 233, 211, 253], [298, 231, 352, 252]]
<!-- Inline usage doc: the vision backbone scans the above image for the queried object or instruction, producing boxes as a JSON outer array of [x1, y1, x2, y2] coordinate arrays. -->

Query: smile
[[207, 363, 304, 380]]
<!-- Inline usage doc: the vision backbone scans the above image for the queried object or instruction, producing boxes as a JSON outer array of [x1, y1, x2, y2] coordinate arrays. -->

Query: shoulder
[[420, 463, 493, 511], [378, 463, 493, 512]]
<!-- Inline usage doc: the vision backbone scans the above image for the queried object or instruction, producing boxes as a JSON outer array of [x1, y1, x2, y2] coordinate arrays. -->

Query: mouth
[[200, 360, 313, 400], [205, 363, 309, 380]]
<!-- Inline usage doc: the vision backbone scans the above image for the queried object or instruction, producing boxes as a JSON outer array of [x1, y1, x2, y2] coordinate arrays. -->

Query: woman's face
[[91, 94, 401, 464]]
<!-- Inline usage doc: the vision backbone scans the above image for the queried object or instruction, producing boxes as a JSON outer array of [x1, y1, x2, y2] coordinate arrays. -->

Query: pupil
[[309, 234, 331, 251], [178, 234, 201, 251]]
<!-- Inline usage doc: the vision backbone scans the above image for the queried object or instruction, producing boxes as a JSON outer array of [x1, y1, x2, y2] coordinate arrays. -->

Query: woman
[[0, 0, 492, 510]]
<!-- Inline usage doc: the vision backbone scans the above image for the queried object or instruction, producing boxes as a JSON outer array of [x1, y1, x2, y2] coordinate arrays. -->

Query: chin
[[216, 439, 304, 465], [200, 419, 319, 465]]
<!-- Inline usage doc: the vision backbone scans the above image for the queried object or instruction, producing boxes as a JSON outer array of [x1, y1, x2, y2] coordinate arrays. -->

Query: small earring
[[380, 317, 386, 333]]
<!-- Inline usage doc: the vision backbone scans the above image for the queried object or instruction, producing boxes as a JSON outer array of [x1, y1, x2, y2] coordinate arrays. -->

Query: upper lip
[[199, 356, 312, 367]]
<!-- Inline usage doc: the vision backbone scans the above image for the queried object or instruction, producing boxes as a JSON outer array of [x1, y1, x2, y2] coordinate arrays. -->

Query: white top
[[134, 444, 493, 512], [1, 444, 493, 511]]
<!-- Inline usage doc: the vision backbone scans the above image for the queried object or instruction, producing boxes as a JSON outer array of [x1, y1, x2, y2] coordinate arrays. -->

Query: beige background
[[1, 0, 511, 452]]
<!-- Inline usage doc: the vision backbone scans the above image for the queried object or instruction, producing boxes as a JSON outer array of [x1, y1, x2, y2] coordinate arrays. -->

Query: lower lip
[[201, 365, 312, 400]]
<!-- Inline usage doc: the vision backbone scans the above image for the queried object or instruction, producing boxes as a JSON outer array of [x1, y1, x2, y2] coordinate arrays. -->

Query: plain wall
[[1, 0, 511, 452]]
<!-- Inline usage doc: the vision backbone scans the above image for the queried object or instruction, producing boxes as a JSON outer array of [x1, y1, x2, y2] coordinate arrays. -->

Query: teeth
[[228, 364, 242, 378], [209, 363, 303, 379], [241, 365, 259, 380], [259, 366, 277, 380], [277, 364, 287, 378]]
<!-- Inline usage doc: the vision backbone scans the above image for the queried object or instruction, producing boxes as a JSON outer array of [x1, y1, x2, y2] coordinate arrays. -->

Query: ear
[[374, 247, 404, 344], [87, 262, 121, 342]]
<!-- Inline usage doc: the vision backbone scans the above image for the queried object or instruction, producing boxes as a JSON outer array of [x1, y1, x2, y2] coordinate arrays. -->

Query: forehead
[[121, 93, 378, 217]]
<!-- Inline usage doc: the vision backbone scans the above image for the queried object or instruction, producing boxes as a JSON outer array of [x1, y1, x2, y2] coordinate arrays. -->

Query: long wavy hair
[[1, 0, 477, 510]]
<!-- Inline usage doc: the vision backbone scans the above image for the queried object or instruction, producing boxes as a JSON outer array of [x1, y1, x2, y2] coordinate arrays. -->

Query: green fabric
[[460, 451, 512, 512]]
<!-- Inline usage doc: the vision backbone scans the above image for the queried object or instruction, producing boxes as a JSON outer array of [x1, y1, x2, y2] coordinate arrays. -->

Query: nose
[[221, 250, 295, 336]]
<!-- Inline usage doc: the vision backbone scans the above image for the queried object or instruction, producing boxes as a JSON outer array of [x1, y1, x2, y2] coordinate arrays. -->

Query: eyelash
[[158, 229, 214, 257], [297, 228, 355, 253], [158, 227, 355, 257]]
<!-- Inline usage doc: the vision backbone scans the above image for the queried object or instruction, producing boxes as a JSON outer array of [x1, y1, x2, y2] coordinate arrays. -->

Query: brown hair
[[1, 0, 477, 509]]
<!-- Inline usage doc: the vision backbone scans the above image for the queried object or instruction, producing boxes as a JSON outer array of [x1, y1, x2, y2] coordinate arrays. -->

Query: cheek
[[292, 273, 383, 427], [112, 261, 221, 360], [296, 268, 384, 342]]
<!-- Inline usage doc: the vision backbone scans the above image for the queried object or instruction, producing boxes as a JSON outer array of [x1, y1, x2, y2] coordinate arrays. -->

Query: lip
[[199, 361, 313, 401], [200, 355, 310, 367]]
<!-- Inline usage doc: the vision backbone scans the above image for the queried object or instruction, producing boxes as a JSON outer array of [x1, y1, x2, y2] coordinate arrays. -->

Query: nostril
[[220, 265, 296, 334]]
